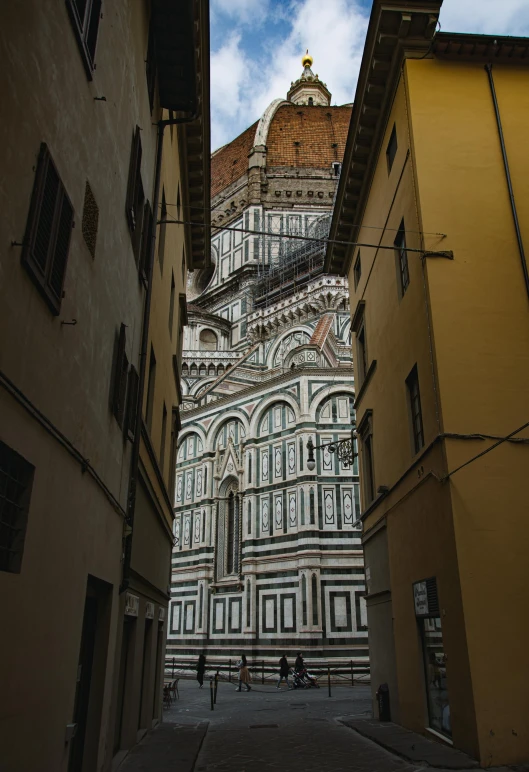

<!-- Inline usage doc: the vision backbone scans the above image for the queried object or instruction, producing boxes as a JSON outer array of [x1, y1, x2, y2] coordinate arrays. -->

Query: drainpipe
[[120, 112, 198, 595], [485, 64, 529, 301]]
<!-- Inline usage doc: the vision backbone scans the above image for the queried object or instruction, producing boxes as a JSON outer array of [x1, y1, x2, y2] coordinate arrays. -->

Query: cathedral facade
[[169, 57, 368, 669]]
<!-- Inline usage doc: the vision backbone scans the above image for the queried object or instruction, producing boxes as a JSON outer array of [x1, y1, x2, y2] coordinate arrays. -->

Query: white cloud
[[439, 0, 529, 36], [209, 0, 529, 151], [210, 0, 368, 150]]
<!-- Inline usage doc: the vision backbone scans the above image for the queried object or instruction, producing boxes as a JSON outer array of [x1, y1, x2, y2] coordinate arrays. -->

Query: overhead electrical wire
[[162, 215, 452, 256]]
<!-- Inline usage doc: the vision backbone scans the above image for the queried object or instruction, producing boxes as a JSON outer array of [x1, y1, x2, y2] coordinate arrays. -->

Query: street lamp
[[306, 424, 357, 472]]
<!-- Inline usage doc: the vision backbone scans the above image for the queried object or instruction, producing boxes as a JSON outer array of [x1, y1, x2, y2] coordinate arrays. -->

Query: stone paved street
[[119, 677, 497, 772]]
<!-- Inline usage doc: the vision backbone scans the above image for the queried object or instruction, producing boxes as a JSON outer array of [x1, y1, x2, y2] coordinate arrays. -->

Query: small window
[[66, 0, 102, 79], [308, 97, 314, 106], [0, 440, 35, 574], [112, 323, 128, 429], [82, 180, 99, 259], [145, 346, 157, 433], [22, 143, 74, 315], [125, 127, 144, 256], [406, 365, 424, 454], [353, 253, 361, 289], [394, 219, 409, 296], [332, 162, 341, 177], [356, 321, 368, 384], [386, 124, 397, 173]]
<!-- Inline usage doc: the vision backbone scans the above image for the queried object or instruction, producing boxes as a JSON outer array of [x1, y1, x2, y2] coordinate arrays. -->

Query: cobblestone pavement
[[120, 680, 528, 772], [163, 678, 417, 772]]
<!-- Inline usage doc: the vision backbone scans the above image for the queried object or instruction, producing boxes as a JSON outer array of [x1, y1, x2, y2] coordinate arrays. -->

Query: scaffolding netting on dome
[[253, 214, 332, 308]]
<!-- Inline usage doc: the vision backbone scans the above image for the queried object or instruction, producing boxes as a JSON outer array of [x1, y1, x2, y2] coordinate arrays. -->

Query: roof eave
[[324, 0, 442, 277]]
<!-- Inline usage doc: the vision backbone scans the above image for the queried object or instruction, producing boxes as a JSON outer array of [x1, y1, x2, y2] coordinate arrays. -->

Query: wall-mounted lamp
[[306, 424, 357, 472]]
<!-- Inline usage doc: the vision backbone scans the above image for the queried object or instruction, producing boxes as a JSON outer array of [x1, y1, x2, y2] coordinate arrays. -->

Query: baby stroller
[[290, 667, 307, 689]]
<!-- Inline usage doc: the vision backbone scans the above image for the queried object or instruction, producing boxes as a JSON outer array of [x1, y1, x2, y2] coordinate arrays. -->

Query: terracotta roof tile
[[267, 104, 352, 168], [211, 120, 258, 198]]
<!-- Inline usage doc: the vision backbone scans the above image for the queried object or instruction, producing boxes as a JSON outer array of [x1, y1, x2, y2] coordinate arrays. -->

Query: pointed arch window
[[227, 492, 235, 574]]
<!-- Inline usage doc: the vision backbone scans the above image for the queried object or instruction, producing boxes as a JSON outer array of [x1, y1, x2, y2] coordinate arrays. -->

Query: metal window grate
[[0, 440, 34, 574], [394, 220, 409, 295]]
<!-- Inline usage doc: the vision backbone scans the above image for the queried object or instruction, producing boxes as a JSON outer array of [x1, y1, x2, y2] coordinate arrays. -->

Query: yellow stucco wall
[[406, 57, 529, 765]]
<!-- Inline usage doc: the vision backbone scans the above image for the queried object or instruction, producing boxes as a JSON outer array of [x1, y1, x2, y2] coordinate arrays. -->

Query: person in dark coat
[[294, 652, 304, 672], [197, 653, 206, 688], [277, 655, 291, 689]]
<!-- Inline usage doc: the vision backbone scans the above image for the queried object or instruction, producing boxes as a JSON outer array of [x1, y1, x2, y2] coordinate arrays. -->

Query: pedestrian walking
[[196, 652, 206, 688], [236, 654, 252, 692], [277, 654, 291, 689], [295, 652, 304, 672]]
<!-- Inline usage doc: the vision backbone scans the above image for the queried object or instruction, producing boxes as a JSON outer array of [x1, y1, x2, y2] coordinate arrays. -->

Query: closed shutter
[[22, 143, 73, 315], [125, 365, 139, 441], [125, 127, 142, 232], [113, 324, 128, 428], [139, 200, 153, 284]]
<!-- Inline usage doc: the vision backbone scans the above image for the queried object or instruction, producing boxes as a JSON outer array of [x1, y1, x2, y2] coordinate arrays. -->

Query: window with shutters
[[406, 365, 424, 455], [22, 144, 74, 315], [0, 440, 35, 574], [125, 127, 145, 258], [145, 346, 156, 433], [158, 188, 167, 272], [358, 411, 375, 507], [145, 16, 157, 112], [66, 0, 102, 80], [394, 219, 409, 297], [112, 324, 128, 429], [139, 200, 153, 286], [125, 365, 139, 442]]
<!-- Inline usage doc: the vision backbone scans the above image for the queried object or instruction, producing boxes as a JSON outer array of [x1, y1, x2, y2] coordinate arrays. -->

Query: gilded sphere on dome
[[302, 50, 313, 68]]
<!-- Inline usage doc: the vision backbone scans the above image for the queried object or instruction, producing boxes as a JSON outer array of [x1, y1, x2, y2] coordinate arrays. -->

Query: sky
[[210, 0, 529, 151]]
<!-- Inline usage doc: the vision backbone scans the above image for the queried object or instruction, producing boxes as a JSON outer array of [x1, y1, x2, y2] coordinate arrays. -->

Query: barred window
[[22, 143, 73, 315], [0, 440, 35, 574], [125, 127, 145, 258], [112, 324, 128, 429], [394, 219, 409, 296], [406, 365, 424, 455]]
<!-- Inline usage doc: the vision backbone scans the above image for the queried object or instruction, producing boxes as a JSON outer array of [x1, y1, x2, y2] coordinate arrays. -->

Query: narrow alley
[[118, 679, 513, 772]]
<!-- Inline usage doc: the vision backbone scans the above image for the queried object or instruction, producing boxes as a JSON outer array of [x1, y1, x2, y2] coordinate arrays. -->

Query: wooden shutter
[[113, 324, 128, 428], [139, 200, 153, 285], [125, 128, 142, 232], [22, 143, 73, 315], [125, 365, 139, 441]]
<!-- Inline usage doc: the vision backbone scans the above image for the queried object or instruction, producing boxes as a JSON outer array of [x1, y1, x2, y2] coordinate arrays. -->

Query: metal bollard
[[210, 678, 214, 711], [214, 671, 219, 704], [172, 656, 175, 678], [228, 658, 232, 683], [262, 660, 264, 685], [328, 665, 331, 698], [351, 659, 354, 688]]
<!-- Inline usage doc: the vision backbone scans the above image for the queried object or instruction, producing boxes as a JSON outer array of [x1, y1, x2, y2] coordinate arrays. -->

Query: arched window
[[247, 500, 252, 535], [199, 329, 217, 351], [308, 96, 314, 106], [310, 489, 315, 525], [216, 480, 240, 580]]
